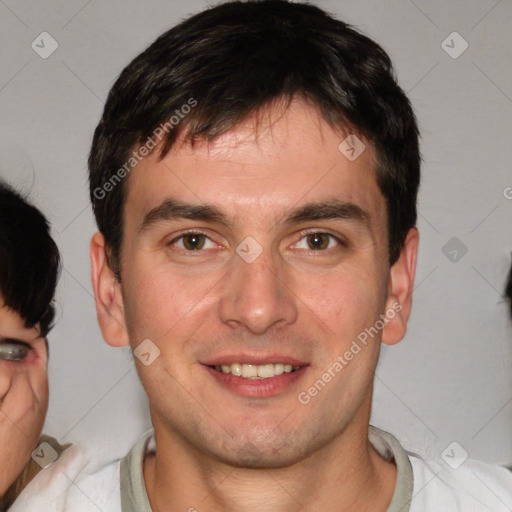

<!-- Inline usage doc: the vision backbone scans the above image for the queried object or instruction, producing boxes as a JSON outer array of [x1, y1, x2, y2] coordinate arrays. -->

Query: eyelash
[[166, 229, 347, 253]]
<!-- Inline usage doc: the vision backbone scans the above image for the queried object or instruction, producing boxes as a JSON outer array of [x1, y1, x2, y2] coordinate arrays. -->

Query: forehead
[[125, 99, 385, 230]]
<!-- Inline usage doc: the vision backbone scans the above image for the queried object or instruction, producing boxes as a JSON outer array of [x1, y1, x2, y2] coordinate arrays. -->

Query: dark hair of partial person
[[0, 180, 60, 337], [89, 0, 420, 277]]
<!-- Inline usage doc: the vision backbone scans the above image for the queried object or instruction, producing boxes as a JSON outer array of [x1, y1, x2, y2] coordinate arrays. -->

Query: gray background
[[1, 0, 511, 465]]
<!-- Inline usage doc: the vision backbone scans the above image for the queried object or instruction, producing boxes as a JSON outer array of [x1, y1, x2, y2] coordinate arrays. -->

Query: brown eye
[[168, 232, 218, 252], [291, 232, 344, 252], [306, 233, 331, 250], [182, 234, 206, 250]]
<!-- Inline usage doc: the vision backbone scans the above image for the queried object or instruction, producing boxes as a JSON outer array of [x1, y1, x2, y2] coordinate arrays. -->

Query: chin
[[219, 446, 305, 469], [209, 430, 313, 469]]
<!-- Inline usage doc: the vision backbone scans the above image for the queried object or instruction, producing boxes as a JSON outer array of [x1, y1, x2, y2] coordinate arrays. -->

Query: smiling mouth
[[209, 363, 302, 379]]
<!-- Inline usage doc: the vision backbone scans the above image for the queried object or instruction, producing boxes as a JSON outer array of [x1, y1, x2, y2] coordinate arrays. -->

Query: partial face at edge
[[94, 99, 416, 467], [0, 301, 48, 494]]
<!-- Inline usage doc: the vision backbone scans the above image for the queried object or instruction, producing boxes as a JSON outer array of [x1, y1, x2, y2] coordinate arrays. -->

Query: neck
[[144, 422, 396, 512]]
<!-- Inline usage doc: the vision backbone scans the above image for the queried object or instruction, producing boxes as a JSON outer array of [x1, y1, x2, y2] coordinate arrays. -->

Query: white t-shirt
[[10, 426, 512, 511]]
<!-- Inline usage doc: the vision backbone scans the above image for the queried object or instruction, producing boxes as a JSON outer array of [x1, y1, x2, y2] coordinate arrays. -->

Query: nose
[[218, 248, 298, 335]]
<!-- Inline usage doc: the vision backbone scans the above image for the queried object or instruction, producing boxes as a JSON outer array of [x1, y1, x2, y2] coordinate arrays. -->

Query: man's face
[[113, 100, 398, 466], [0, 300, 48, 493]]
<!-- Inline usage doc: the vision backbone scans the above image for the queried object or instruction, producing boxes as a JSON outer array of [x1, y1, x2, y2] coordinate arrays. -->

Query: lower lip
[[203, 365, 308, 398]]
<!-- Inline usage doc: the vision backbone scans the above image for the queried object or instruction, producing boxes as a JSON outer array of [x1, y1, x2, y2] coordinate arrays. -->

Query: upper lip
[[202, 353, 309, 367]]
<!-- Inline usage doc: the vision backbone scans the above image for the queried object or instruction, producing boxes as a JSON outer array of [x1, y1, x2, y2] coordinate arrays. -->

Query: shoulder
[[409, 454, 512, 511], [369, 426, 512, 512], [9, 442, 122, 512]]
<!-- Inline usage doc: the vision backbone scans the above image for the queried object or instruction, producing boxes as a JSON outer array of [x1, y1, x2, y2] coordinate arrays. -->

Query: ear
[[90, 232, 129, 347], [382, 227, 419, 346]]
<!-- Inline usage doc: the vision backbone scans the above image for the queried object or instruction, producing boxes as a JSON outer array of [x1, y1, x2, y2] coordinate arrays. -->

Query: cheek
[[0, 360, 46, 389], [299, 265, 385, 342], [27, 382, 48, 441], [0, 363, 14, 399], [37, 374, 49, 412], [122, 264, 211, 342]]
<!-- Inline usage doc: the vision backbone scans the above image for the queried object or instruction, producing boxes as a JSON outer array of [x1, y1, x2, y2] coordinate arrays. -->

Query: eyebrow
[[139, 200, 230, 231], [0, 336, 31, 346], [138, 198, 371, 232]]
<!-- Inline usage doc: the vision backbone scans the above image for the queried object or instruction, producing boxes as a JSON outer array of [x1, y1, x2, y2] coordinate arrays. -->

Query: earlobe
[[382, 227, 419, 346], [90, 232, 129, 347]]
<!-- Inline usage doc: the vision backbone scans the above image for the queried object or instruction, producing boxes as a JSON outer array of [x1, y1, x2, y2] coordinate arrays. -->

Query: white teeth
[[213, 363, 300, 379], [274, 363, 284, 376], [242, 364, 258, 378], [257, 364, 275, 378]]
